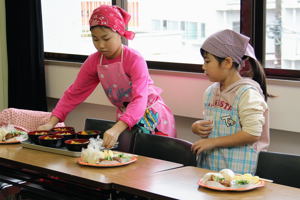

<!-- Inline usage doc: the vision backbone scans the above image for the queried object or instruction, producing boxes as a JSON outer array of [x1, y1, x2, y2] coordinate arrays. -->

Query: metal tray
[[21, 141, 81, 157]]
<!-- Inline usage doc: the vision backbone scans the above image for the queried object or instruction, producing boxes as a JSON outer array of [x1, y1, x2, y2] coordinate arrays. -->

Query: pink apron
[[96, 48, 176, 137]]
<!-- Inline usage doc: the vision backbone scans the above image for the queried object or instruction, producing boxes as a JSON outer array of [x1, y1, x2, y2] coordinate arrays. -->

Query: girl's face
[[202, 53, 228, 82], [91, 26, 122, 59]]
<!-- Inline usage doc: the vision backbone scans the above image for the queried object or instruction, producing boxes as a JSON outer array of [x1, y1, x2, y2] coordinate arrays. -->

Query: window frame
[[44, 0, 300, 81]]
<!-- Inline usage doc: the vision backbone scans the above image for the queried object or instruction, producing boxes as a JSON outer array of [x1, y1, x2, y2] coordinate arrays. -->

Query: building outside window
[[42, 0, 300, 78], [266, 0, 300, 70]]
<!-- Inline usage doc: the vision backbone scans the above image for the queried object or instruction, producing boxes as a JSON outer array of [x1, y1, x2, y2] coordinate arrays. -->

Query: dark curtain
[[5, 0, 47, 111]]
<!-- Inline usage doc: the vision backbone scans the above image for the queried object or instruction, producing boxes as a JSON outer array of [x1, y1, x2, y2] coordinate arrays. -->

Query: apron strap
[[99, 45, 124, 65]]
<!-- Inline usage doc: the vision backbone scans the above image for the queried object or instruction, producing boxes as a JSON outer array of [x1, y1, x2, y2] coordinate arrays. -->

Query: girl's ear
[[222, 57, 234, 69]]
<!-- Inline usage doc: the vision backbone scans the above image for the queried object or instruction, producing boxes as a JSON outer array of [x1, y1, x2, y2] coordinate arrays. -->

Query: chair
[[84, 118, 138, 153], [84, 118, 115, 133], [132, 132, 197, 166], [0, 166, 27, 200], [0, 181, 21, 200], [255, 151, 300, 188]]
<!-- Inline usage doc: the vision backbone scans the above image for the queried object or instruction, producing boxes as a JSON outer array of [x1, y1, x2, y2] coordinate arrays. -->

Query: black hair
[[200, 48, 268, 101], [245, 57, 268, 101]]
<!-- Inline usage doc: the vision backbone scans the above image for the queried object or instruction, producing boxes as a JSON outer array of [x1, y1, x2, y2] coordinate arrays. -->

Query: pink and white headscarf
[[201, 29, 257, 64], [89, 5, 135, 40]]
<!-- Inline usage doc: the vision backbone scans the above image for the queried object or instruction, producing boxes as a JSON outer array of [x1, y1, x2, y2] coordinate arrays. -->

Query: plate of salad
[[0, 125, 28, 144], [77, 149, 137, 167], [198, 169, 265, 191]]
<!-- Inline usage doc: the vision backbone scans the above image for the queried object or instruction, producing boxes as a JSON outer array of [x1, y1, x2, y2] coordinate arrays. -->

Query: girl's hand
[[191, 138, 216, 155], [102, 128, 121, 148], [37, 123, 55, 131], [191, 120, 213, 138], [37, 116, 59, 131], [102, 120, 128, 148]]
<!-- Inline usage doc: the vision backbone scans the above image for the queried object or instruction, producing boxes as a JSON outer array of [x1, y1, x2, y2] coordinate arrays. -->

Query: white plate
[[198, 179, 265, 191], [77, 153, 137, 167]]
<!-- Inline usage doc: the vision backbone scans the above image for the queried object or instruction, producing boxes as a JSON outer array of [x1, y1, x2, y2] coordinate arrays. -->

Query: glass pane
[[266, 0, 300, 70], [127, 0, 241, 64], [42, 0, 111, 55]]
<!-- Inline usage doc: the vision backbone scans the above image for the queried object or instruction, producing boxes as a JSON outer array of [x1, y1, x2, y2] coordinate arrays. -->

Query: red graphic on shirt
[[209, 100, 232, 111]]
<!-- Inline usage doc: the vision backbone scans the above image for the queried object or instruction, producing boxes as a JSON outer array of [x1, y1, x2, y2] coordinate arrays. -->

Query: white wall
[[45, 62, 300, 133], [267, 80, 300, 132]]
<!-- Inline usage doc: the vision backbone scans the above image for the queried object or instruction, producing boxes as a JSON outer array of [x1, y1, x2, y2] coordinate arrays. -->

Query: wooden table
[[114, 166, 300, 200], [0, 144, 182, 190], [3, 144, 299, 200]]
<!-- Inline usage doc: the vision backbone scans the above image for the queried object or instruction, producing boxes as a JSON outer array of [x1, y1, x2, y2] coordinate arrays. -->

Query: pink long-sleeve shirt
[[52, 46, 161, 128]]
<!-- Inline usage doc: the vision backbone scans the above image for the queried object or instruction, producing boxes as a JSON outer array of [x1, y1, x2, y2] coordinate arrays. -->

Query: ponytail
[[246, 57, 268, 101]]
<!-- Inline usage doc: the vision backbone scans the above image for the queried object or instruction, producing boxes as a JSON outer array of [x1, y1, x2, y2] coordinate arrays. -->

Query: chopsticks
[[259, 177, 273, 183]]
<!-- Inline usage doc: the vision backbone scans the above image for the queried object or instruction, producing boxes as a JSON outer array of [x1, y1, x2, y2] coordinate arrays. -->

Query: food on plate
[[76, 130, 101, 139], [39, 135, 63, 148], [0, 125, 28, 142], [51, 127, 75, 133], [70, 140, 86, 144], [55, 132, 73, 135], [80, 131, 89, 135], [31, 131, 48, 135], [27, 130, 50, 144], [81, 149, 132, 164], [201, 172, 222, 183], [78, 130, 100, 135], [53, 131, 76, 145], [201, 169, 260, 188], [41, 136, 62, 140], [2, 132, 21, 140], [232, 173, 260, 185], [65, 139, 89, 151], [80, 137, 130, 165], [220, 168, 235, 186]]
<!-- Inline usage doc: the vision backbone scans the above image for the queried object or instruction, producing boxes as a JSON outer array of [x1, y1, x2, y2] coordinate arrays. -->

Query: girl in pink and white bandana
[[191, 29, 270, 174], [38, 5, 176, 148], [89, 5, 135, 40]]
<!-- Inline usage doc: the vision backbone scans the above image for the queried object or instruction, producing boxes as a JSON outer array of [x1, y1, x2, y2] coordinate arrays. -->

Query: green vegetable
[[118, 153, 126, 158], [236, 180, 250, 185], [212, 176, 225, 182], [105, 156, 113, 161]]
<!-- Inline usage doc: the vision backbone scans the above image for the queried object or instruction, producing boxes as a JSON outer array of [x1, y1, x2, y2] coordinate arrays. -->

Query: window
[[42, 0, 300, 80], [126, 0, 240, 64], [263, 0, 300, 78], [266, 0, 300, 70], [42, 0, 111, 56]]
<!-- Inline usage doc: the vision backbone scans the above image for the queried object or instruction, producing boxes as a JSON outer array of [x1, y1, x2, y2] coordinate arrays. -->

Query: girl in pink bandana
[[38, 5, 176, 148], [191, 29, 270, 174]]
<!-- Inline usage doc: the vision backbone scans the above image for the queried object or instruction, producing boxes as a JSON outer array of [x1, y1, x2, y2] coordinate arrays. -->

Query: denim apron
[[198, 85, 258, 174]]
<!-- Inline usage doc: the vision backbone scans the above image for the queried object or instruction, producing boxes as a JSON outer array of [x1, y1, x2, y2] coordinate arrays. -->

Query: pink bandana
[[89, 5, 135, 40], [201, 29, 257, 64]]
